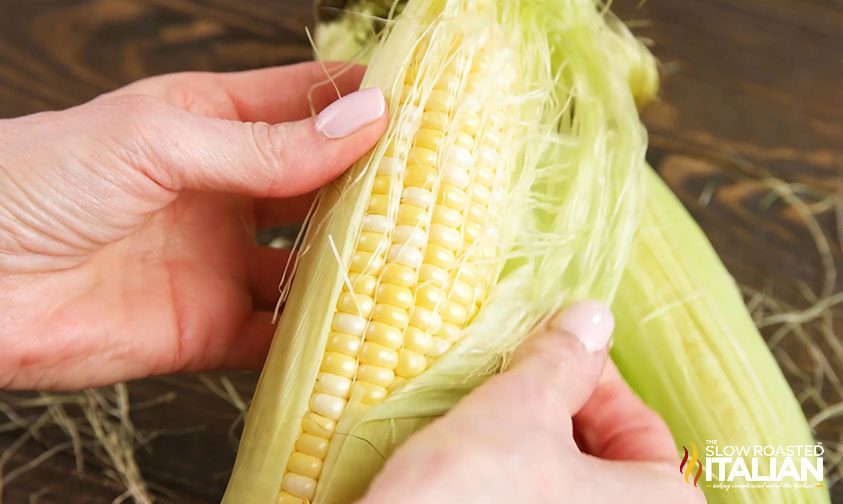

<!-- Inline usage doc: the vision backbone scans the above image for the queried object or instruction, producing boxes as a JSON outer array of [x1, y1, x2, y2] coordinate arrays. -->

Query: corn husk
[[612, 169, 830, 504]]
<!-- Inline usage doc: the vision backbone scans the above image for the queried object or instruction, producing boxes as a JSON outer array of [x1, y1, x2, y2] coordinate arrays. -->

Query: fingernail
[[551, 301, 614, 353], [315, 87, 386, 139]]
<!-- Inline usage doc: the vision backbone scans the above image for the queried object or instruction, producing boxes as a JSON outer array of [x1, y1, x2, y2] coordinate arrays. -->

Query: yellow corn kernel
[[365, 322, 403, 349], [408, 147, 436, 168], [326, 332, 361, 356], [404, 164, 436, 189], [448, 279, 473, 306], [428, 336, 451, 358], [438, 185, 469, 211], [409, 307, 443, 334], [372, 175, 393, 195], [396, 349, 426, 378], [336, 292, 374, 318], [474, 164, 496, 186], [404, 326, 434, 354], [440, 300, 469, 326], [460, 113, 480, 137], [463, 221, 483, 244], [357, 232, 389, 254], [414, 284, 446, 310], [454, 131, 474, 150], [424, 244, 457, 270], [432, 204, 463, 228], [359, 342, 399, 369], [422, 111, 448, 131], [397, 203, 427, 227], [415, 128, 444, 150], [322, 352, 358, 379], [376, 283, 414, 310], [382, 263, 418, 288], [278, 492, 304, 504], [357, 365, 396, 388], [429, 223, 462, 251], [350, 251, 385, 274], [287, 452, 322, 479], [372, 303, 410, 329], [437, 322, 462, 343], [345, 274, 377, 296], [296, 434, 330, 459], [351, 382, 388, 404], [418, 264, 450, 289], [301, 412, 336, 438], [427, 89, 455, 112], [367, 194, 390, 215]]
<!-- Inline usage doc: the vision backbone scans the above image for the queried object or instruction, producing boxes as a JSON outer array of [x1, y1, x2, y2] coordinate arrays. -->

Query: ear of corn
[[611, 169, 830, 504], [227, 1, 827, 503], [224, 1, 648, 502]]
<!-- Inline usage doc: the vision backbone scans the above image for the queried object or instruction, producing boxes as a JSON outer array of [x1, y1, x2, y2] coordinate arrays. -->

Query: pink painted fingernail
[[551, 301, 615, 353], [315, 87, 386, 139]]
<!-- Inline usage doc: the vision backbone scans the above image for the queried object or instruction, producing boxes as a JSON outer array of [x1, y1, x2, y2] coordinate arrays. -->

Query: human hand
[[0, 62, 387, 390], [361, 302, 705, 503]]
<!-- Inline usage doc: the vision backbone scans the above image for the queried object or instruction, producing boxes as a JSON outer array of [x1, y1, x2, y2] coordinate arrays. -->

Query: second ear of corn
[[223, 1, 830, 503]]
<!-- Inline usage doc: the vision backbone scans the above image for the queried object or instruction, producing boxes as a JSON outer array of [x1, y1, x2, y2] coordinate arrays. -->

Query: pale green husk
[[224, 0, 647, 502], [612, 170, 830, 504]]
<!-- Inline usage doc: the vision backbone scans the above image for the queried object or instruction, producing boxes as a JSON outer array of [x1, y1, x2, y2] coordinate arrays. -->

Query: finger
[[573, 361, 678, 464], [217, 62, 369, 122], [255, 192, 318, 229], [249, 246, 292, 310], [445, 301, 615, 440], [117, 86, 387, 198], [219, 311, 277, 369], [110, 62, 368, 123]]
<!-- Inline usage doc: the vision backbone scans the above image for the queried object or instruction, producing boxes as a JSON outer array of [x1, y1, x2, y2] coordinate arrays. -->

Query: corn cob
[[224, 1, 648, 502], [309, 2, 830, 503]]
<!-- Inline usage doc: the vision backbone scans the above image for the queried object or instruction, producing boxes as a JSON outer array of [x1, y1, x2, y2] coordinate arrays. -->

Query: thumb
[[126, 87, 387, 198], [449, 301, 615, 439]]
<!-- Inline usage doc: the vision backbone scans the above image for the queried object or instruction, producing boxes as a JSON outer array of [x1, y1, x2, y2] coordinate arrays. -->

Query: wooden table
[[1, 1, 841, 502]]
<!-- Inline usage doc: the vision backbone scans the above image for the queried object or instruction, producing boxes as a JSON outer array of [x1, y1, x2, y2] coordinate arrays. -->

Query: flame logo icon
[[680, 443, 703, 487]]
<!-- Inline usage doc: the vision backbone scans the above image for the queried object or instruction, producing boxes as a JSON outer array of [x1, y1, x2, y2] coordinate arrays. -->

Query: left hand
[[0, 62, 387, 389]]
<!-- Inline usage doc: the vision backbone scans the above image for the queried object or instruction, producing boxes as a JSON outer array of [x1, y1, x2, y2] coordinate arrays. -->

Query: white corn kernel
[[429, 223, 462, 251], [447, 146, 474, 169], [363, 214, 390, 234], [444, 166, 471, 190], [402, 187, 434, 208], [315, 373, 352, 398], [388, 244, 424, 268], [377, 156, 404, 176], [310, 393, 346, 420], [392, 225, 427, 248], [331, 313, 367, 336], [282, 473, 316, 500]]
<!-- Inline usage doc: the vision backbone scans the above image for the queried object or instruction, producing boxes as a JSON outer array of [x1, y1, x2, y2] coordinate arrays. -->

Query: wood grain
[[0, 0, 841, 502]]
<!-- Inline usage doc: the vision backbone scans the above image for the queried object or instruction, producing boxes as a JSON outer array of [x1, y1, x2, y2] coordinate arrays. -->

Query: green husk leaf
[[612, 169, 830, 504]]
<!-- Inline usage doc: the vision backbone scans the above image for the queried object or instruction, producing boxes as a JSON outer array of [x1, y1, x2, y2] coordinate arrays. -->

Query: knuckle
[[245, 121, 287, 195]]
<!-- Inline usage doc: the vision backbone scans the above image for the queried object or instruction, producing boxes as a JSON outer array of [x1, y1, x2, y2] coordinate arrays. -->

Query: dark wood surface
[[1, 0, 841, 502]]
